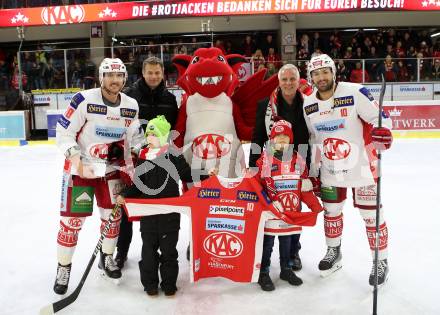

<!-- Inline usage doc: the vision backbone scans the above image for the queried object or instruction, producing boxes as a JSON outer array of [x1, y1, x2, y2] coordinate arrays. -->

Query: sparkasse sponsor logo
[[95, 126, 125, 138], [400, 86, 426, 92], [274, 180, 299, 191], [314, 119, 345, 133], [206, 218, 245, 234]]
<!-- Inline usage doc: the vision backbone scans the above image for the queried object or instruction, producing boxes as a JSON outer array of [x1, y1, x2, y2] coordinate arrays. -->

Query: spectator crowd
[[0, 28, 439, 109]]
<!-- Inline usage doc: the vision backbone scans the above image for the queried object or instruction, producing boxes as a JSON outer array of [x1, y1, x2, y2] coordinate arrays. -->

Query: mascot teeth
[[197, 76, 223, 85]]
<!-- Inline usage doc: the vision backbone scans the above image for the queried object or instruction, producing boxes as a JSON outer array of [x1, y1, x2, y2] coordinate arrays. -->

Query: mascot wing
[[231, 70, 279, 141]]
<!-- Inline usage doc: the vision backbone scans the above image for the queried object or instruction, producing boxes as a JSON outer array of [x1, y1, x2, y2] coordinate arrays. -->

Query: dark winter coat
[[121, 145, 208, 233], [249, 89, 311, 169], [123, 79, 178, 130]]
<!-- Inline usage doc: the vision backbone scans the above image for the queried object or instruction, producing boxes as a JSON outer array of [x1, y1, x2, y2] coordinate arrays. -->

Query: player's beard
[[317, 80, 334, 93], [103, 84, 122, 96]]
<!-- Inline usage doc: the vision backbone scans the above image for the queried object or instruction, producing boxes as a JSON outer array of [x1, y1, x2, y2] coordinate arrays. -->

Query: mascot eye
[[191, 56, 199, 64], [217, 56, 226, 63]]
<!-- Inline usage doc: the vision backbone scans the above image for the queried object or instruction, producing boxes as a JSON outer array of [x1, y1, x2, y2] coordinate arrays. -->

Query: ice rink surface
[[1, 139, 439, 315]]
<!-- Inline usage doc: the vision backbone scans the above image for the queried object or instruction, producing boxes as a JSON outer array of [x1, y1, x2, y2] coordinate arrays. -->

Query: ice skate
[[53, 263, 71, 295], [318, 245, 342, 278], [369, 259, 389, 288], [98, 251, 122, 285]]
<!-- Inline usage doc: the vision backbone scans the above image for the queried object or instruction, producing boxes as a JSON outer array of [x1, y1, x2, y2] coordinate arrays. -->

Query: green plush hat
[[145, 115, 171, 146]]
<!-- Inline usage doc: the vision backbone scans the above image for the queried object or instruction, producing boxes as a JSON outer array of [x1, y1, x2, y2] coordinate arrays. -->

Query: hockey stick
[[372, 75, 386, 315], [39, 204, 121, 315]]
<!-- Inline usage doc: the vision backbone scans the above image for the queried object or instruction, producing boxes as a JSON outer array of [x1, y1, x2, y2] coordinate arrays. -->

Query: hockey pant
[[321, 185, 388, 260], [56, 172, 124, 265]]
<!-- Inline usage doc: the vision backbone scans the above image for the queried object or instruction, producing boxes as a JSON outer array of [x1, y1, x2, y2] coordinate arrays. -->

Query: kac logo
[[277, 192, 299, 211], [41, 5, 85, 25], [68, 218, 83, 228], [323, 138, 351, 160], [192, 134, 232, 159], [204, 232, 243, 258], [88, 143, 109, 159]]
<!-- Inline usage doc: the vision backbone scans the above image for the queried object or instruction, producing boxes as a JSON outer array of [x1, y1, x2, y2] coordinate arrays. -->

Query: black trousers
[[116, 209, 133, 256], [290, 233, 301, 255], [260, 234, 301, 273], [139, 229, 179, 292]]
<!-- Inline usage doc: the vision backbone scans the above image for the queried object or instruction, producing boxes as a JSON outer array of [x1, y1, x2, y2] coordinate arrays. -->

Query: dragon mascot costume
[[172, 47, 278, 178]]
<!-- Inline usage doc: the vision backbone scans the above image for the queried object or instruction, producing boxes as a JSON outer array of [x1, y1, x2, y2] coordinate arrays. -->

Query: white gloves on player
[[70, 154, 95, 179]]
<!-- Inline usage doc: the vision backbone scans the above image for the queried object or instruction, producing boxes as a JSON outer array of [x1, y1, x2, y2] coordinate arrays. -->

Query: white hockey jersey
[[56, 88, 144, 176], [303, 82, 392, 188]]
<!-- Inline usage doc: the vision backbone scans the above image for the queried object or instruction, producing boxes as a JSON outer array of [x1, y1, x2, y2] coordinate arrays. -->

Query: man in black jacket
[[123, 56, 178, 129], [249, 64, 311, 274], [116, 57, 178, 268]]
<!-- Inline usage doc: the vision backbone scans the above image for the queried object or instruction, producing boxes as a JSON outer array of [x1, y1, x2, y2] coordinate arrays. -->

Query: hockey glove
[[371, 127, 393, 150], [107, 141, 125, 162]]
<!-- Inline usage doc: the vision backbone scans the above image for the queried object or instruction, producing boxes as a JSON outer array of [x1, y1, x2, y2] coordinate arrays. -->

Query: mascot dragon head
[[172, 47, 247, 98]]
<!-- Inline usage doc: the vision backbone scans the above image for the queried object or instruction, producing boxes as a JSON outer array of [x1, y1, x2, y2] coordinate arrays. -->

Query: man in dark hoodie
[[116, 57, 178, 268]]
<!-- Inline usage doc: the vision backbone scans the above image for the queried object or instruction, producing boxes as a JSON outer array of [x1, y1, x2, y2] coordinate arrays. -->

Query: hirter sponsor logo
[[237, 190, 258, 202], [304, 103, 318, 115], [278, 192, 299, 211], [209, 205, 244, 217], [41, 5, 85, 25], [323, 138, 351, 160], [332, 96, 354, 108], [192, 134, 232, 159], [87, 104, 107, 115], [198, 188, 221, 199], [120, 108, 137, 118], [206, 218, 245, 234], [204, 232, 243, 258]]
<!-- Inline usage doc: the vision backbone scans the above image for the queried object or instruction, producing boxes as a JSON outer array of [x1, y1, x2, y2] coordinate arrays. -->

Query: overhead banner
[[1, 0, 438, 28]]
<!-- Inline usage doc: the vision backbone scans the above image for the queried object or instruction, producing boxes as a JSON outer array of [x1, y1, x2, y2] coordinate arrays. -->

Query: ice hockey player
[[53, 58, 144, 295], [303, 54, 393, 286], [255, 119, 323, 291], [116, 115, 217, 296]]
